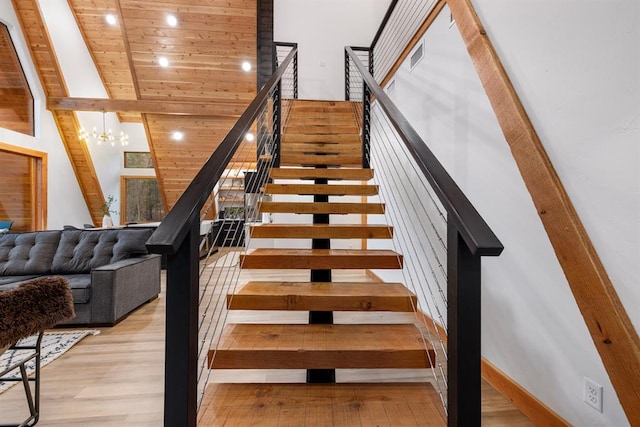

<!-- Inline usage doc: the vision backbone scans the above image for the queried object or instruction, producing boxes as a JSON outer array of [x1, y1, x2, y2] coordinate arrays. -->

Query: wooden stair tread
[[227, 281, 416, 311], [280, 153, 362, 166], [198, 383, 446, 426], [282, 134, 361, 144], [249, 224, 393, 239], [270, 167, 373, 180], [240, 248, 403, 269], [264, 183, 378, 196], [209, 323, 433, 369], [285, 125, 360, 134], [259, 201, 384, 214], [282, 143, 361, 155]]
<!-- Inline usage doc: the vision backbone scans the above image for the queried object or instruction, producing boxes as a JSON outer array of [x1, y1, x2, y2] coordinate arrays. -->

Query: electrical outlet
[[584, 377, 603, 412]]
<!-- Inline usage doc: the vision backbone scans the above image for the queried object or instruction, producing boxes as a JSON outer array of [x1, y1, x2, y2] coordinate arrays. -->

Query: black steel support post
[[447, 224, 482, 427], [368, 48, 374, 78], [273, 81, 282, 168], [293, 51, 298, 99], [345, 50, 350, 101], [362, 83, 371, 168], [164, 219, 199, 427], [307, 175, 335, 383]]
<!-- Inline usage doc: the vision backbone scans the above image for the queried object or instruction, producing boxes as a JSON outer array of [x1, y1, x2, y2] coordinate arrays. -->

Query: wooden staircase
[[199, 100, 446, 425]]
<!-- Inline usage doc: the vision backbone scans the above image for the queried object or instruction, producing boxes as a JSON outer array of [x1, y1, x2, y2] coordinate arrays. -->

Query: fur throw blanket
[[0, 276, 75, 350]]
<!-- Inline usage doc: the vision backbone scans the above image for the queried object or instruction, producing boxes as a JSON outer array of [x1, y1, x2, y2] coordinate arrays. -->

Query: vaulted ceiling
[[8, 0, 258, 223]]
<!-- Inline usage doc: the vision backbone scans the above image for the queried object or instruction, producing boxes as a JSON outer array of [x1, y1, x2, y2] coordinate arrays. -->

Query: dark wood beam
[[47, 97, 244, 117]]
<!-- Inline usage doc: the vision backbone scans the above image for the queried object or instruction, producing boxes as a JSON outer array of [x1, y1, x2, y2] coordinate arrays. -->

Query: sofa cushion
[[0, 275, 41, 287], [0, 231, 62, 275], [56, 274, 91, 304], [52, 229, 153, 274]]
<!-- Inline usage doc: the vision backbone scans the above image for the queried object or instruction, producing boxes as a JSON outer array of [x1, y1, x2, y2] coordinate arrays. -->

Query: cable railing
[[345, 46, 504, 426], [370, 0, 438, 83], [146, 45, 297, 427]]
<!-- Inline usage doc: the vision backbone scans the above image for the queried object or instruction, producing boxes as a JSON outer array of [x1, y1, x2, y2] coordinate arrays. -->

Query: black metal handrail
[[345, 47, 501, 256], [346, 46, 503, 427], [147, 46, 297, 427], [147, 46, 297, 255]]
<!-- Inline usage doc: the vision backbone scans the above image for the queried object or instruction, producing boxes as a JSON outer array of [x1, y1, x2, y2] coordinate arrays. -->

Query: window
[[0, 24, 34, 136], [121, 176, 164, 224], [124, 152, 154, 168]]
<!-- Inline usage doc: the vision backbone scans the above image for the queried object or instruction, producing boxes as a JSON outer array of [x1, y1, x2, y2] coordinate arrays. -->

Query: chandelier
[[79, 111, 129, 147]]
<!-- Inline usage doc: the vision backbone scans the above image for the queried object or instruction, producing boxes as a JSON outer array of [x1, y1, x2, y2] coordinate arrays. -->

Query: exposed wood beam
[[446, 0, 640, 424], [12, 0, 105, 225], [47, 97, 244, 117]]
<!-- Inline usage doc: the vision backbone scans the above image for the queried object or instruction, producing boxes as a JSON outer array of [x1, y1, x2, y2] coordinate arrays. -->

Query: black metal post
[[362, 82, 371, 168], [164, 218, 199, 427], [345, 49, 350, 101], [293, 51, 298, 99], [368, 48, 374, 78], [273, 81, 282, 168], [447, 224, 482, 427]]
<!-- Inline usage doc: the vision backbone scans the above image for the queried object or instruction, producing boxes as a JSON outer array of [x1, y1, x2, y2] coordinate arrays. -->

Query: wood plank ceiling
[[13, 0, 258, 215]]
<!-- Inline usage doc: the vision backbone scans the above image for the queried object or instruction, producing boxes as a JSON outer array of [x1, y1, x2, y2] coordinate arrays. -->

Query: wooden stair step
[[285, 125, 360, 134], [283, 134, 361, 144], [240, 248, 403, 269], [259, 201, 384, 214], [270, 167, 373, 181], [280, 153, 362, 166], [291, 103, 352, 112], [287, 116, 356, 125], [282, 143, 361, 154], [264, 183, 378, 196], [198, 383, 446, 426], [208, 323, 433, 369], [227, 281, 415, 311], [249, 224, 393, 239]]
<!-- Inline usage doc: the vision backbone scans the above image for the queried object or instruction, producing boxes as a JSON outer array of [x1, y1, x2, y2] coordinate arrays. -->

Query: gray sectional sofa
[[0, 228, 161, 325]]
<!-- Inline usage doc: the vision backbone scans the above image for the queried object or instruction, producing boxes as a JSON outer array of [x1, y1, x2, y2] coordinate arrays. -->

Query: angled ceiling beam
[[11, 0, 105, 226], [446, 0, 640, 424], [47, 97, 244, 117]]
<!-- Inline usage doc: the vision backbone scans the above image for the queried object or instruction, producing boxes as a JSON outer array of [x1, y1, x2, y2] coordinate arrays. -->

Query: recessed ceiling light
[[166, 15, 178, 27], [172, 131, 184, 141], [158, 57, 170, 68], [105, 14, 117, 26], [241, 61, 251, 72], [245, 132, 254, 142]]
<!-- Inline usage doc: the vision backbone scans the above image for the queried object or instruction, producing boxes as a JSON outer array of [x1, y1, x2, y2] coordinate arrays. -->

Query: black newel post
[[447, 224, 482, 427], [362, 82, 371, 169], [345, 50, 351, 101], [273, 81, 281, 168], [164, 218, 199, 427]]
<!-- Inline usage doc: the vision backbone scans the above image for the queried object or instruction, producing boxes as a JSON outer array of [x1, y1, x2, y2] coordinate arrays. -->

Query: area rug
[[0, 329, 99, 393]]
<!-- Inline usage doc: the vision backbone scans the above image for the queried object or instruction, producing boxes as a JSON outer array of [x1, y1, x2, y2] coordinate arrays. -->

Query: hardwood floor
[[0, 267, 534, 426]]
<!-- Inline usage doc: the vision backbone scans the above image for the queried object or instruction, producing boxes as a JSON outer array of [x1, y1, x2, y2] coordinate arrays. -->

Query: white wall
[[375, 2, 638, 425], [0, 2, 90, 230], [39, 0, 153, 227], [274, 0, 391, 100], [0, 1, 153, 228]]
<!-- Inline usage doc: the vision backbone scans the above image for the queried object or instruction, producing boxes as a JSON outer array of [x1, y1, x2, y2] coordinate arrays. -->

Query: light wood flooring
[[0, 264, 534, 426]]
